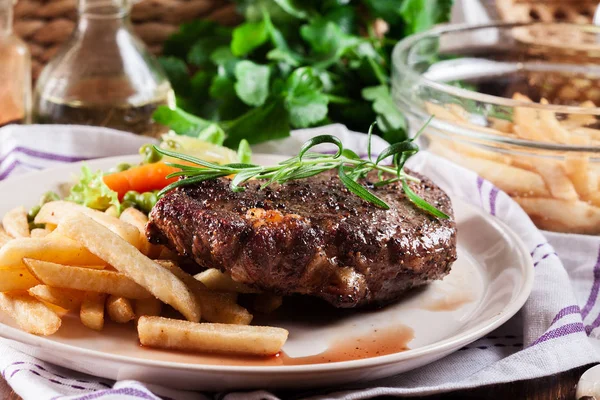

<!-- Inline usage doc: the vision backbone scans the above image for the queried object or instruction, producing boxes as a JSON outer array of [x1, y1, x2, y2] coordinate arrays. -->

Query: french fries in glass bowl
[[393, 22, 600, 234]]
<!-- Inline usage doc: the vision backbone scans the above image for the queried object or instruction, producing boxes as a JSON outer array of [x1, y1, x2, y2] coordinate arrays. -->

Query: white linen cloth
[[0, 124, 599, 399]]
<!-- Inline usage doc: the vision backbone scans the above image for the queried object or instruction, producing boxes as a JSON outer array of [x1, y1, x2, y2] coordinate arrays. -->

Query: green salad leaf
[[66, 166, 120, 212]]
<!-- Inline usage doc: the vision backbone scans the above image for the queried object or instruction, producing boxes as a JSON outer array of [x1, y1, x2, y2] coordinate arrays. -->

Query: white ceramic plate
[[0, 154, 534, 391]]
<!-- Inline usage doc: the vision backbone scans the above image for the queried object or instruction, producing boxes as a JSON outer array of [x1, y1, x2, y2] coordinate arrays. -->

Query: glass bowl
[[392, 22, 600, 235]]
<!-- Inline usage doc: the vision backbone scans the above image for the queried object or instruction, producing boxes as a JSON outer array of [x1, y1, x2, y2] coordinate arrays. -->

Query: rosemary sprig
[[155, 121, 449, 219]]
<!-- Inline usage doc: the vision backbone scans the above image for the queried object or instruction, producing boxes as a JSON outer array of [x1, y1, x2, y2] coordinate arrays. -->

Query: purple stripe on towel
[[489, 186, 499, 216], [581, 245, 600, 320], [584, 305, 600, 335], [533, 252, 558, 267], [0, 159, 43, 180], [531, 322, 585, 346], [0, 146, 88, 165], [58, 387, 158, 400], [530, 242, 548, 257], [476, 176, 484, 208], [3, 361, 108, 392], [9, 368, 90, 390], [550, 305, 581, 325]]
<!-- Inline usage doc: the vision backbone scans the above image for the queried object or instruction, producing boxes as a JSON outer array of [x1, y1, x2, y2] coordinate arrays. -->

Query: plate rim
[[0, 154, 534, 374]]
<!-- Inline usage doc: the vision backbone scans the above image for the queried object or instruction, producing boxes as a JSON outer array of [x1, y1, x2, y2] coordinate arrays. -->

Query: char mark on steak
[[146, 169, 457, 308]]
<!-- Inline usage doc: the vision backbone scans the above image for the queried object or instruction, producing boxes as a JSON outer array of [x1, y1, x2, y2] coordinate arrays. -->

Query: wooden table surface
[[0, 365, 594, 399]]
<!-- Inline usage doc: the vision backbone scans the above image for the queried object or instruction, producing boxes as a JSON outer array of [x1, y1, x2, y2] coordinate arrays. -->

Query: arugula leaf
[[188, 37, 231, 67], [158, 57, 190, 96], [234, 61, 271, 107], [237, 139, 253, 163], [283, 67, 329, 128], [362, 0, 404, 25], [262, 9, 304, 65], [300, 18, 360, 68], [399, 0, 454, 35], [66, 166, 120, 212], [231, 21, 269, 56], [323, 6, 357, 35], [362, 85, 407, 142], [273, 0, 311, 19], [153, 106, 212, 136], [197, 123, 226, 145], [163, 20, 231, 60], [224, 100, 290, 147]]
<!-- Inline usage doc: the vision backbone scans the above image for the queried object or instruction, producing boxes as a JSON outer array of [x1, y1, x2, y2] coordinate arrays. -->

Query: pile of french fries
[[0, 201, 288, 357], [426, 93, 600, 234]]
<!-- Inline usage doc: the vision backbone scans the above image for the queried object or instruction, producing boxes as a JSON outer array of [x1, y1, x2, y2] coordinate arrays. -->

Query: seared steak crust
[[147, 169, 457, 308]]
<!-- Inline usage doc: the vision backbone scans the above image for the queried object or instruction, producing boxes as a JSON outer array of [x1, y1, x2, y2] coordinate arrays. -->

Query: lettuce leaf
[[66, 165, 120, 212]]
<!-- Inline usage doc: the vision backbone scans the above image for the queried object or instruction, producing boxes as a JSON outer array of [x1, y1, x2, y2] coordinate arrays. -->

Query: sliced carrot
[[103, 162, 180, 200]]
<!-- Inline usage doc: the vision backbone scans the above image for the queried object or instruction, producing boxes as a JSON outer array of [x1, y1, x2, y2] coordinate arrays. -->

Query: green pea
[[120, 201, 135, 210], [108, 163, 132, 174], [27, 205, 41, 223], [39, 191, 60, 205], [139, 144, 163, 164], [140, 192, 157, 213], [116, 163, 131, 172], [123, 191, 140, 204]]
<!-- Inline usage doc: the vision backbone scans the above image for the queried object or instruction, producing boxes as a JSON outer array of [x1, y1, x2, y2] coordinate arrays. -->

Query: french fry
[[106, 296, 135, 323], [0, 269, 39, 291], [0, 237, 106, 269], [80, 292, 106, 331], [194, 269, 260, 294], [55, 216, 201, 322], [489, 117, 514, 133], [514, 197, 600, 235], [134, 297, 162, 319], [448, 155, 550, 197], [0, 226, 12, 248], [539, 98, 570, 144], [512, 94, 544, 141], [28, 285, 84, 311], [566, 156, 598, 198], [119, 208, 161, 258], [425, 102, 464, 123], [533, 161, 578, 201], [30, 228, 51, 238], [2, 206, 29, 238], [0, 292, 61, 335], [35, 201, 141, 249], [138, 316, 288, 356], [253, 294, 283, 314], [157, 261, 252, 325], [23, 259, 151, 299], [565, 100, 597, 127], [198, 292, 251, 325]]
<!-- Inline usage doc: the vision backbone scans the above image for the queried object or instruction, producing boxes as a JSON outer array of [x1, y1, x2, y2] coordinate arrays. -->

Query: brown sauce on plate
[[279, 324, 414, 365]]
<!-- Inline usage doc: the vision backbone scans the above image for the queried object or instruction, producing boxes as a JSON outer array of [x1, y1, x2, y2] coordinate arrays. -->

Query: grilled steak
[[146, 169, 457, 308]]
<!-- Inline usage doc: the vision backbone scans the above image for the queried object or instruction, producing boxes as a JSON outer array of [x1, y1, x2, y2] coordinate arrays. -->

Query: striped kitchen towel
[[0, 123, 599, 400]]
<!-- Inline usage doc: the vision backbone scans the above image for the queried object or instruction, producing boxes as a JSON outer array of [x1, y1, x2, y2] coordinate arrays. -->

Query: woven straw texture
[[13, 0, 238, 79], [13, 0, 600, 79], [495, 0, 598, 23]]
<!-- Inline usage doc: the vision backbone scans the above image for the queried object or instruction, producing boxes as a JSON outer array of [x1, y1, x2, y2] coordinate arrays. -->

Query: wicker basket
[[13, 0, 600, 80], [13, 0, 239, 79], [495, 0, 598, 23]]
